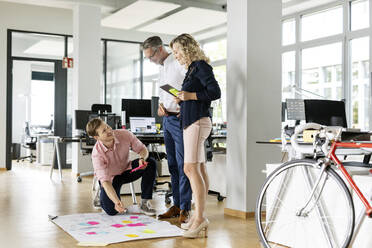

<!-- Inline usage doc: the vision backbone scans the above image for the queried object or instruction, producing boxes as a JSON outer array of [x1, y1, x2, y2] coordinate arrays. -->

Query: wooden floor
[[0, 162, 261, 248]]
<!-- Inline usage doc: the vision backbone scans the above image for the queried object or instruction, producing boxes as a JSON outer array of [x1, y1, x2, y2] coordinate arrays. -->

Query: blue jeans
[[99, 157, 157, 216], [163, 116, 192, 211]]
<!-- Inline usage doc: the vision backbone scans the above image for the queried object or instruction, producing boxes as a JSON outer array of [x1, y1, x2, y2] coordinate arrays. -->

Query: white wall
[[0, 1, 174, 168]]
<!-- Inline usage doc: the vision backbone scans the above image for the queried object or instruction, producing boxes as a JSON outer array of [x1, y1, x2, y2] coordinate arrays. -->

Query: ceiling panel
[[138, 7, 227, 35], [102, 0, 180, 29], [194, 25, 227, 41]]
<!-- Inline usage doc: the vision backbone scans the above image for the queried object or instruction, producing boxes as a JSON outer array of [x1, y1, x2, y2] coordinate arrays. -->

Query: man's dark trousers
[[163, 115, 192, 211]]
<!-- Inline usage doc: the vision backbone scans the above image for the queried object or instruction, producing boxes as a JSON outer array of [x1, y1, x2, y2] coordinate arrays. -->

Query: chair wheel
[[77, 176, 82, 183]]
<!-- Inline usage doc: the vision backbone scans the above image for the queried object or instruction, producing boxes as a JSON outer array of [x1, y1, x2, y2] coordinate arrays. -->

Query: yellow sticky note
[[125, 234, 139, 238], [142, 229, 155, 234], [122, 220, 132, 224], [169, 88, 179, 96]]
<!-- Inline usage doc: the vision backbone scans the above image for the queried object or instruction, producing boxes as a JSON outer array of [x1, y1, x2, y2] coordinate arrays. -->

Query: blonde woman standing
[[170, 34, 221, 238]]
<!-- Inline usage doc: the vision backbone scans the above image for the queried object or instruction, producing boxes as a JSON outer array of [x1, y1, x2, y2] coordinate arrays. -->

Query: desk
[[136, 134, 164, 145], [35, 134, 53, 165], [257, 140, 372, 160], [49, 136, 81, 181]]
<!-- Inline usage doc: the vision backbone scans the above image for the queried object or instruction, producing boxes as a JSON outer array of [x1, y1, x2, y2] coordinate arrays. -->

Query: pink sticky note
[[87, 221, 99, 225], [127, 223, 146, 227], [111, 224, 124, 228], [86, 232, 97, 235], [130, 216, 139, 219]]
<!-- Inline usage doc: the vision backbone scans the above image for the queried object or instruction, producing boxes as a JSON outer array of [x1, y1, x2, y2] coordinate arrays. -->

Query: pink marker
[[131, 162, 148, 173]]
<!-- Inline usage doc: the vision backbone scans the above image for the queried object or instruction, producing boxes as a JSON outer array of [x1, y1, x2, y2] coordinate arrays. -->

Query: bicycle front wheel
[[256, 159, 354, 248]]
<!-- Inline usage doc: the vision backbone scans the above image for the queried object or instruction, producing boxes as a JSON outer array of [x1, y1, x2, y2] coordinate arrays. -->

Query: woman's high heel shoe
[[181, 219, 193, 230], [183, 219, 209, 238]]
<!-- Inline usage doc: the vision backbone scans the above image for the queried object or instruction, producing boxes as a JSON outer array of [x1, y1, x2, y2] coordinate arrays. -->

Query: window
[[30, 80, 54, 126], [212, 65, 226, 123], [203, 39, 227, 62], [12, 32, 65, 60], [142, 57, 160, 100], [106, 42, 141, 116], [282, 19, 296, 46], [282, 51, 295, 100], [351, 0, 369, 31], [301, 6, 343, 41], [203, 39, 227, 123], [302, 43, 342, 100], [350, 37, 369, 129]]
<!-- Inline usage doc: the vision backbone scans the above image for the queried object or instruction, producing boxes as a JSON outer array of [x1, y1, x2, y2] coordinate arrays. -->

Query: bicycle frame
[[328, 141, 372, 217]]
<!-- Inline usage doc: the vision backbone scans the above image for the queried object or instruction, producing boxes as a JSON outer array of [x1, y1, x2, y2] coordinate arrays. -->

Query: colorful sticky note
[[86, 232, 97, 235], [130, 216, 139, 219], [87, 221, 99, 225], [111, 224, 124, 228], [79, 223, 91, 226], [125, 234, 139, 238], [142, 229, 155, 234], [127, 223, 146, 227], [122, 220, 132, 224]]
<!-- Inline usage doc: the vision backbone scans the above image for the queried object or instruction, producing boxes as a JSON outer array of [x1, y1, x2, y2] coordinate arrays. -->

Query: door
[[7, 59, 67, 169]]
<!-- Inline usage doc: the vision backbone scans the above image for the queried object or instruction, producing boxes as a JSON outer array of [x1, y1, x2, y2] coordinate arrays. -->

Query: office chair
[[17, 122, 37, 163]]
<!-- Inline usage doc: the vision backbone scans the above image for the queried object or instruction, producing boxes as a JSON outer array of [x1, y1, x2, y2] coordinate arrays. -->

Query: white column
[[225, 0, 282, 214], [72, 4, 101, 174]]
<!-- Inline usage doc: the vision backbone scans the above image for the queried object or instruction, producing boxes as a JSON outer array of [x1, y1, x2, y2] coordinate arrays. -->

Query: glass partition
[[106, 41, 141, 116]]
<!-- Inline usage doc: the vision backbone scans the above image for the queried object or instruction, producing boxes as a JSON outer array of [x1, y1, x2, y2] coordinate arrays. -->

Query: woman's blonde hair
[[170, 34, 210, 64]]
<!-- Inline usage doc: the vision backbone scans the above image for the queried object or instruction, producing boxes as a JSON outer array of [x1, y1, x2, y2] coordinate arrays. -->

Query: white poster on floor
[[52, 212, 183, 245]]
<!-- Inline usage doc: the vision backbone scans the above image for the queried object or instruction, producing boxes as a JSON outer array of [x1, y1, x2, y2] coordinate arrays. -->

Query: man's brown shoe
[[158, 205, 180, 219], [179, 210, 190, 224]]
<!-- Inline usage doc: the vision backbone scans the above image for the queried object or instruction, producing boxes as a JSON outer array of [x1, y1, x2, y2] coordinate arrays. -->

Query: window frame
[[281, 0, 371, 129]]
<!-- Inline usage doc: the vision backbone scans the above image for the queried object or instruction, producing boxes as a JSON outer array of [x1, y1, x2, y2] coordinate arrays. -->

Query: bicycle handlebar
[[290, 123, 322, 155], [290, 123, 343, 156]]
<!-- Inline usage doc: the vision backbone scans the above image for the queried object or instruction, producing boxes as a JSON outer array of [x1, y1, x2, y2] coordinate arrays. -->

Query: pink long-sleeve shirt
[[91, 129, 145, 183]]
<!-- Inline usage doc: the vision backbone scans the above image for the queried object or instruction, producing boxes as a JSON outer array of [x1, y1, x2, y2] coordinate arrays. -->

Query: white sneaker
[[140, 201, 156, 216]]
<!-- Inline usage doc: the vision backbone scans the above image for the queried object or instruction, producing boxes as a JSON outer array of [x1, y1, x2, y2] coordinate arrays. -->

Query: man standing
[[142, 36, 192, 223], [86, 118, 157, 216]]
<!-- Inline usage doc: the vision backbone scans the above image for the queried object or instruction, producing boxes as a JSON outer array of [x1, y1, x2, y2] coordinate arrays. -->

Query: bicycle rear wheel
[[256, 159, 354, 248]]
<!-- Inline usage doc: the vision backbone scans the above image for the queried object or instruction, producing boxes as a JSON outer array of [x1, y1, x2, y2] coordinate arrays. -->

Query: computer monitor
[[121, 99, 152, 125], [75, 110, 92, 130], [129, 117, 157, 134], [304, 99, 347, 128]]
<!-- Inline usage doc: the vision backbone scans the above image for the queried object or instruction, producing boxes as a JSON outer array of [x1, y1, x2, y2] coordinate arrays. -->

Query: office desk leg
[[50, 139, 62, 181], [50, 142, 56, 180], [55, 140, 62, 181]]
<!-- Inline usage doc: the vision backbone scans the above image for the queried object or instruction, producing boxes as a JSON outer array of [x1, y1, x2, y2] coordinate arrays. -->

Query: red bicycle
[[256, 123, 372, 248]]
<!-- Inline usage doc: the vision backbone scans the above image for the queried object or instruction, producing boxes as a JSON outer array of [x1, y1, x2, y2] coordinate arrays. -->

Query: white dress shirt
[[158, 53, 186, 113]]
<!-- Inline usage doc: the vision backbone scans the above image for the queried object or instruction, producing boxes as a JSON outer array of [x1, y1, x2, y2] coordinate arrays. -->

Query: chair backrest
[[24, 122, 31, 137], [91, 104, 112, 114], [22, 122, 36, 148]]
